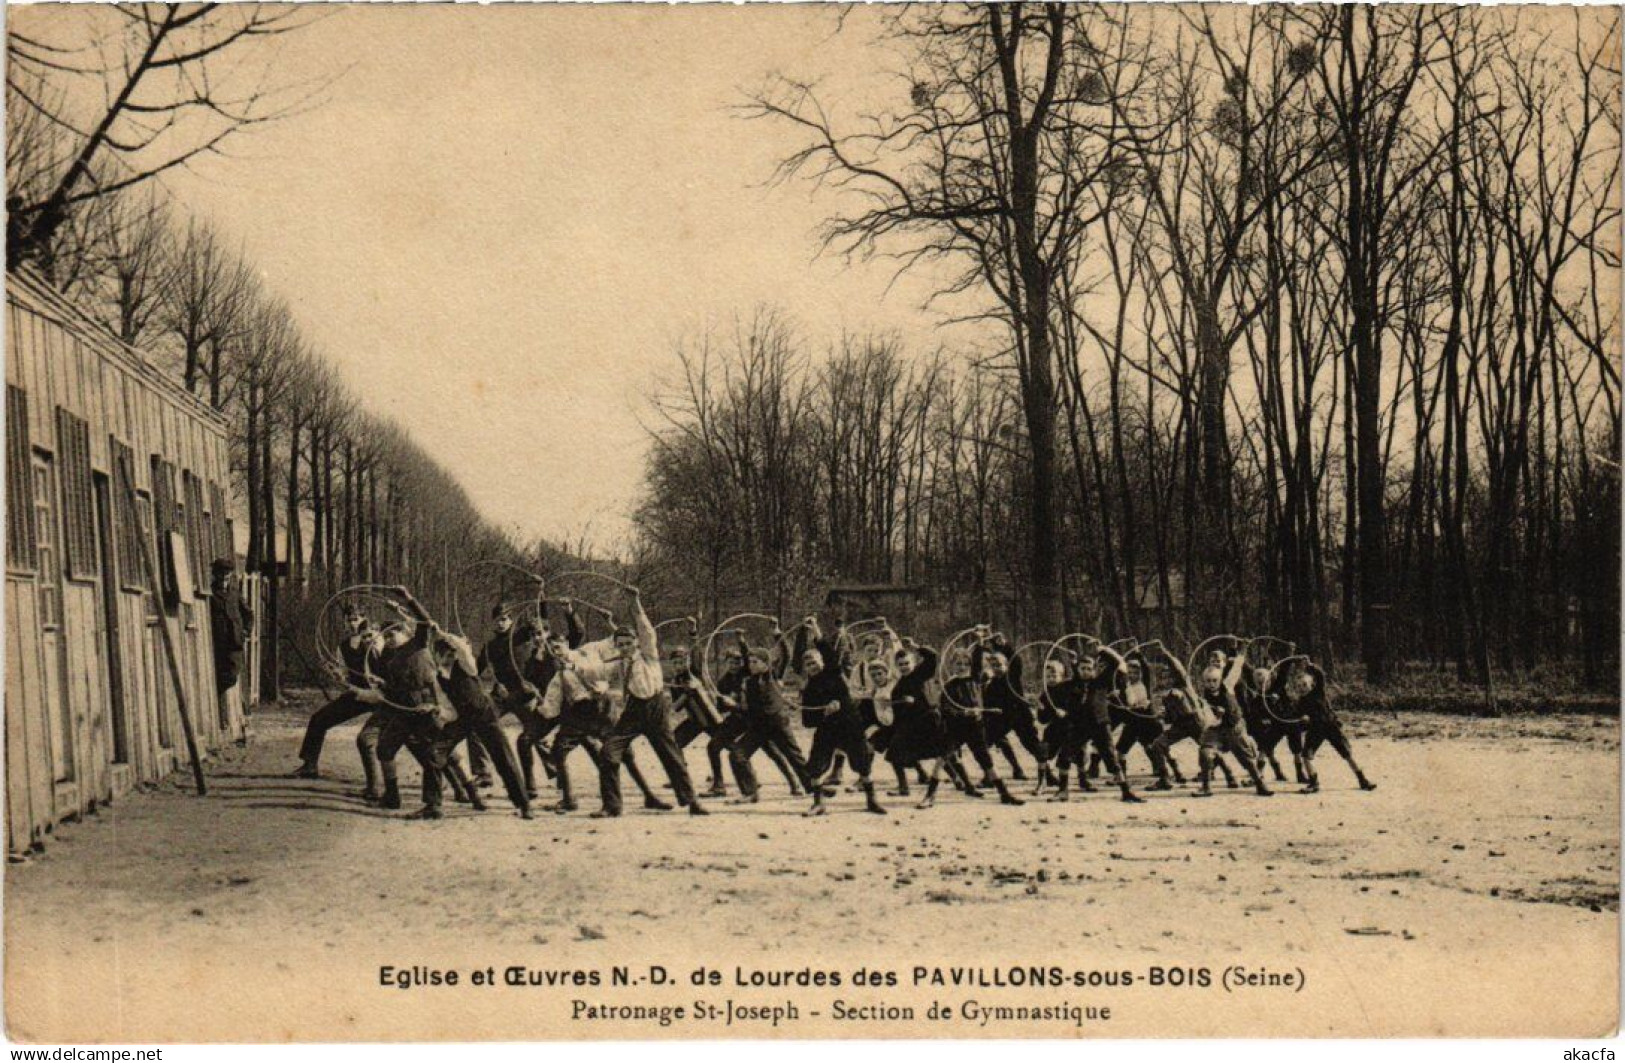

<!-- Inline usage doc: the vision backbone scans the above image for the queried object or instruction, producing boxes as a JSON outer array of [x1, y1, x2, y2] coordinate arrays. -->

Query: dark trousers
[[356, 713, 385, 794], [1251, 717, 1306, 779], [1304, 718, 1352, 760], [984, 705, 1050, 765], [445, 707, 530, 813], [674, 716, 706, 748], [1084, 713, 1167, 776], [1257, 721, 1306, 759], [375, 712, 462, 809], [1116, 713, 1165, 761], [805, 710, 873, 781], [599, 694, 697, 815], [298, 692, 373, 767], [943, 711, 997, 775], [1059, 712, 1127, 779], [730, 711, 811, 798], [552, 700, 656, 808], [470, 692, 552, 788], [707, 712, 806, 792], [675, 715, 728, 787]]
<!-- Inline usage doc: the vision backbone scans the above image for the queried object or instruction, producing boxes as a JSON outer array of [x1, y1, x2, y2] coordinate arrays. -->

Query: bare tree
[[744, 3, 1162, 629], [7, 3, 327, 271]]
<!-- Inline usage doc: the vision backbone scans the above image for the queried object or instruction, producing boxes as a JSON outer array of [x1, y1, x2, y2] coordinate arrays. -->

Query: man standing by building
[[208, 558, 253, 725]]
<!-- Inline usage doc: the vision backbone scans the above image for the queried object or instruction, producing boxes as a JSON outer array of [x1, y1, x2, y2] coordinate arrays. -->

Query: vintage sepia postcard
[[3, 0, 1620, 1046]]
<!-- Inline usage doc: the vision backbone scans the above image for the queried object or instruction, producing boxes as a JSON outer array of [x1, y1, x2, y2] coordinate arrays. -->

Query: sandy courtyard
[[6, 696, 1619, 1041]]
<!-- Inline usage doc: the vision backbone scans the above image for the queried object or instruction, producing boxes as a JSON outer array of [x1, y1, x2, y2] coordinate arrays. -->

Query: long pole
[[117, 458, 207, 795]]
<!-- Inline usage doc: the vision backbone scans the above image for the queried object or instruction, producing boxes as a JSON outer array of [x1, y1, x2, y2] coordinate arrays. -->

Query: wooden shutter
[[6, 385, 37, 572], [183, 470, 209, 596], [55, 407, 96, 579], [110, 439, 148, 592], [208, 480, 231, 561]]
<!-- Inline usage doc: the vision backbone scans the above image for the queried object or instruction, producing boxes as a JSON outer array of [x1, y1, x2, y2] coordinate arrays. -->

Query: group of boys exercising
[[292, 587, 1376, 821]]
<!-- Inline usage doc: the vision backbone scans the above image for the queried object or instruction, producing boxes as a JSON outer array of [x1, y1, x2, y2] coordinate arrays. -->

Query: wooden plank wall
[[6, 273, 240, 855]]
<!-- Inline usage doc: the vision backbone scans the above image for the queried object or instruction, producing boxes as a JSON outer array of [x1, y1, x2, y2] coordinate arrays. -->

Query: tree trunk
[[260, 407, 280, 701]]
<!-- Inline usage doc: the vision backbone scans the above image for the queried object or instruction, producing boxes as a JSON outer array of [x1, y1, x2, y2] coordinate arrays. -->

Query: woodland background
[[7, 4, 1620, 703]]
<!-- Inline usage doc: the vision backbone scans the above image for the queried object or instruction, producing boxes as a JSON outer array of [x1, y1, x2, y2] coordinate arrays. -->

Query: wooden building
[[5, 268, 243, 857]]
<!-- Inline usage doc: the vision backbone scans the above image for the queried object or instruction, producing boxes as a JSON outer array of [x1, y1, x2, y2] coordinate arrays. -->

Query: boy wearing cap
[[727, 630, 814, 804], [292, 606, 379, 779], [795, 618, 886, 816]]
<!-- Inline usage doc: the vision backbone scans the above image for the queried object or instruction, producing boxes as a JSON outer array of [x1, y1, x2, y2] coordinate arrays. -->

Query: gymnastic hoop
[[935, 625, 990, 712], [1186, 633, 1246, 689], [698, 612, 781, 698], [842, 618, 903, 694], [314, 584, 434, 713], [451, 558, 544, 637]]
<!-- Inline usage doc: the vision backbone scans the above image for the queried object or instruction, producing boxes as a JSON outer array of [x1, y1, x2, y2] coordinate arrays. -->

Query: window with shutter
[[55, 407, 97, 580], [208, 480, 231, 562], [6, 385, 37, 572], [149, 455, 179, 606], [183, 470, 210, 596], [110, 439, 147, 592]]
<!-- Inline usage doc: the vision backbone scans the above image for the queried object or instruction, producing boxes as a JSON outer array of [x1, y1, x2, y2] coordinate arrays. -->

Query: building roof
[[7, 266, 231, 434]]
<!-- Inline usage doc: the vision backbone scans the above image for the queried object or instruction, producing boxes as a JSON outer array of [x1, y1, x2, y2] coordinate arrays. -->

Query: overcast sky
[[120, 4, 976, 552]]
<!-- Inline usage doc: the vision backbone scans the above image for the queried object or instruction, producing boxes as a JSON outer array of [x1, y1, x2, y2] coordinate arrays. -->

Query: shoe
[[1149, 780, 1174, 792], [1254, 786, 1275, 797], [589, 809, 622, 819], [380, 790, 402, 810], [525, 787, 540, 800], [1359, 779, 1377, 791], [469, 796, 488, 812], [999, 792, 1025, 807], [1194, 787, 1213, 798], [291, 764, 320, 780], [644, 797, 674, 811], [1302, 784, 1320, 795], [518, 808, 535, 820], [473, 774, 493, 789], [550, 801, 578, 814], [702, 785, 728, 799], [407, 806, 444, 820], [917, 795, 936, 809], [1121, 790, 1146, 804], [358, 788, 380, 804], [729, 793, 760, 805], [688, 801, 710, 817], [804, 803, 829, 817]]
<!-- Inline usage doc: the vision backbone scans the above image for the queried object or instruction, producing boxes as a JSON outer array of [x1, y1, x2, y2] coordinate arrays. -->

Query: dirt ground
[[6, 695, 1619, 1042]]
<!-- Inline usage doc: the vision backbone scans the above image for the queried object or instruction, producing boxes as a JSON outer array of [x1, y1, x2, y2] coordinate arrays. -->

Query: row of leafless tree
[[636, 4, 1620, 689], [7, 5, 532, 697]]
